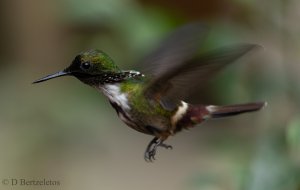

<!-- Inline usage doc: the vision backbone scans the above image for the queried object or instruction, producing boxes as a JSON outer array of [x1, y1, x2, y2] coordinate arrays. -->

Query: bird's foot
[[144, 137, 173, 162], [159, 143, 173, 150]]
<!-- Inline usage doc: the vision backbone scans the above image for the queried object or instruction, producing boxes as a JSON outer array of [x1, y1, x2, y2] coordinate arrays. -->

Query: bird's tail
[[173, 101, 266, 132], [206, 102, 267, 119]]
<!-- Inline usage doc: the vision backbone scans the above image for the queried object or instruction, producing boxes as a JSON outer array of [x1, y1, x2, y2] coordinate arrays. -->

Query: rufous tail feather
[[206, 102, 267, 119], [173, 101, 266, 132]]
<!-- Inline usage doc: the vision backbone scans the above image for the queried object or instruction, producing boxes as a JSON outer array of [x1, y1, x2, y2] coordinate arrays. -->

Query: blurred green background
[[0, 0, 299, 189]]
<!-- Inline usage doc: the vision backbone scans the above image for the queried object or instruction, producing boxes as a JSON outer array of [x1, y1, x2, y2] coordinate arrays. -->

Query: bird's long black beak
[[32, 70, 71, 84]]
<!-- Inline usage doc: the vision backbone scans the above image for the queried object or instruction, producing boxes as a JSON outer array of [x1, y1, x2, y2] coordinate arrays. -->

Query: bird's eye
[[81, 62, 91, 70]]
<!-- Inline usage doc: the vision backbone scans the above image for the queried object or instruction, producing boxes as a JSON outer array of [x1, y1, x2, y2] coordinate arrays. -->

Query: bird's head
[[33, 49, 121, 85]]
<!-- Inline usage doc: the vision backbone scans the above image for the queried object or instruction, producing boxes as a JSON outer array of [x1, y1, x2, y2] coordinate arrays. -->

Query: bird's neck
[[94, 70, 143, 110], [84, 70, 142, 85], [99, 83, 131, 110]]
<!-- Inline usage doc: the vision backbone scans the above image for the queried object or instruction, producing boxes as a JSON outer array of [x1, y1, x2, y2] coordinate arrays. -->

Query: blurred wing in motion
[[143, 43, 262, 110], [139, 22, 208, 77]]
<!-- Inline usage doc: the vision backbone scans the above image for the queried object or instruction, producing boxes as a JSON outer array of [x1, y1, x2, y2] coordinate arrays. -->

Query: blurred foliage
[[0, 0, 299, 190]]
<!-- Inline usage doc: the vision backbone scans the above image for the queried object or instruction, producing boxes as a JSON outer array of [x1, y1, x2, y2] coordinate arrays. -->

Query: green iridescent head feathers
[[71, 49, 120, 74], [33, 49, 120, 84]]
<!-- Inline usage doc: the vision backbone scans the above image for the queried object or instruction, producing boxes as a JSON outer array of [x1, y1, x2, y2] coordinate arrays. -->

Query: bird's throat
[[99, 84, 131, 111]]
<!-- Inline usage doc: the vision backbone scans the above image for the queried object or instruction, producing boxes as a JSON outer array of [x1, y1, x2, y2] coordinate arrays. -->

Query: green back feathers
[[120, 80, 173, 117]]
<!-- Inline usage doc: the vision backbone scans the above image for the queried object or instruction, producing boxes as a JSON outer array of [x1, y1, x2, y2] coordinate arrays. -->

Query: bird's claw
[[144, 137, 172, 162], [145, 149, 156, 162], [159, 143, 173, 150]]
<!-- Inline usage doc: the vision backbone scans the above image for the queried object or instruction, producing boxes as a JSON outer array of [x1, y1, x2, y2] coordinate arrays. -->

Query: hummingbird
[[33, 23, 266, 162]]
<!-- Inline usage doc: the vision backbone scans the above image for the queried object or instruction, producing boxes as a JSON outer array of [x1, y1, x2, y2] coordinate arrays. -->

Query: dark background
[[0, 0, 299, 189]]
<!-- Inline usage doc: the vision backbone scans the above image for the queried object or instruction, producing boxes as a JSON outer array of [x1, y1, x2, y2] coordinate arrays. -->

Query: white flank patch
[[206, 105, 218, 113], [100, 84, 130, 110], [171, 101, 188, 126]]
